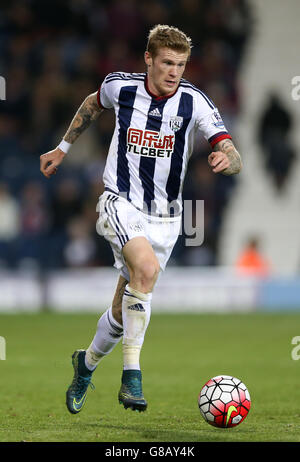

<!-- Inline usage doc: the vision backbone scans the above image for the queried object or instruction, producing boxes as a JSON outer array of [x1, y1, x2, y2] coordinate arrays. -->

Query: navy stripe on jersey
[[107, 72, 146, 80], [106, 73, 145, 84], [180, 80, 215, 110], [139, 98, 168, 214], [116, 86, 138, 198], [106, 76, 145, 84], [104, 186, 119, 195], [166, 92, 193, 211]]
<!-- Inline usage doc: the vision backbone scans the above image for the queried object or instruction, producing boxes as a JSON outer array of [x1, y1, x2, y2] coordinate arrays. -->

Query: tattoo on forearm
[[64, 93, 102, 144], [215, 139, 242, 175]]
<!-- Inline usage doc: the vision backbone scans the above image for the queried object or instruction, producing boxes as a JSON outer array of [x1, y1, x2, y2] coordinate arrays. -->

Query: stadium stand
[[219, 0, 300, 275], [0, 0, 252, 270]]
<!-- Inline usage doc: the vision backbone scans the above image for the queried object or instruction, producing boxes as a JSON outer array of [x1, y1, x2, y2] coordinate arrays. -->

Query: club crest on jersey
[[127, 127, 175, 158], [169, 116, 183, 132]]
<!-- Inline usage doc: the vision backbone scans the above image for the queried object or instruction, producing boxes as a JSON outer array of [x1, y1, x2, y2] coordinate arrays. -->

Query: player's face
[[145, 47, 189, 97]]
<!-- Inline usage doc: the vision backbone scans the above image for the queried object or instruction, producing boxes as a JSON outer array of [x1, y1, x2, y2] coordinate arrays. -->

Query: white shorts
[[97, 191, 181, 281]]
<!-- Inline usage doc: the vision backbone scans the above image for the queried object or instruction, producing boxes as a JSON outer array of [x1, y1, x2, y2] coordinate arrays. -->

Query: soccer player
[[40, 25, 242, 414]]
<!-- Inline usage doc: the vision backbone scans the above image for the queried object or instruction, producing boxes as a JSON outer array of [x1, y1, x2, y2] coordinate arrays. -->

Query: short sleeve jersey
[[97, 72, 231, 217]]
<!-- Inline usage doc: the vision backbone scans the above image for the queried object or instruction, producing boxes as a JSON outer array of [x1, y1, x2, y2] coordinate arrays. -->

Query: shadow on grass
[[82, 421, 256, 442]]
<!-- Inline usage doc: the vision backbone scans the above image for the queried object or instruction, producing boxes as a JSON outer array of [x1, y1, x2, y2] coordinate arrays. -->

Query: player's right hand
[[40, 147, 66, 179]]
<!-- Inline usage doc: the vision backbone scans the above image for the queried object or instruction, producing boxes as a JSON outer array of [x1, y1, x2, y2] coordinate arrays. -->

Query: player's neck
[[145, 75, 178, 100]]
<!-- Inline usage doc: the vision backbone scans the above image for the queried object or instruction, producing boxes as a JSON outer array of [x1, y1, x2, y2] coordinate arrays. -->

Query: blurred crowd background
[[0, 0, 254, 271]]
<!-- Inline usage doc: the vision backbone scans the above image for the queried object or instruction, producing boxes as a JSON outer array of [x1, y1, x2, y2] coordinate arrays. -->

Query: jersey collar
[[144, 74, 180, 101]]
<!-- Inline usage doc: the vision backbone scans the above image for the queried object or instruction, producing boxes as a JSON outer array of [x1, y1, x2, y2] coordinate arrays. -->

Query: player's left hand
[[208, 151, 230, 174]]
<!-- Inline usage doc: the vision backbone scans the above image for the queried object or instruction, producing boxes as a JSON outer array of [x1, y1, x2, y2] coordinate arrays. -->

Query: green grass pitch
[[0, 311, 300, 442]]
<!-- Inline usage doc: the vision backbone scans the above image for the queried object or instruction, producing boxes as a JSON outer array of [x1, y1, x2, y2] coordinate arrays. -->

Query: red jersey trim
[[209, 133, 232, 148], [97, 86, 105, 109]]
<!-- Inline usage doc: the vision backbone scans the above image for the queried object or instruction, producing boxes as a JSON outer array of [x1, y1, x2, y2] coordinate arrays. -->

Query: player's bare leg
[[118, 237, 160, 411], [111, 275, 128, 324], [122, 236, 160, 294]]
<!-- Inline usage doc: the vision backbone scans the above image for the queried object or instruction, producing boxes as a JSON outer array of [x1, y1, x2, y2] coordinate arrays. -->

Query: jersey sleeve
[[96, 74, 116, 109], [195, 96, 232, 148]]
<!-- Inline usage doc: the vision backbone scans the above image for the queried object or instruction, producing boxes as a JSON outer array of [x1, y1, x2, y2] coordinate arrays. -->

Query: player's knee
[[131, 258, 160, 292], [142, 260, 160, 285]]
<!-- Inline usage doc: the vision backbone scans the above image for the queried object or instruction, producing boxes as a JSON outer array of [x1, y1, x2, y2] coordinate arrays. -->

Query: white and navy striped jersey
[[97, 72, 231, 217]]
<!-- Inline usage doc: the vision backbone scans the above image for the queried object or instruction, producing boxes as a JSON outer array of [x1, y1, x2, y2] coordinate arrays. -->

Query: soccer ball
[[198, 375, 251, 428]]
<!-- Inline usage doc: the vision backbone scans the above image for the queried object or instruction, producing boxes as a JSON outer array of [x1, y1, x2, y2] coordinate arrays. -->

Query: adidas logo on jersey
[[128, 303, 145, 312], [149, 107, 162, 117]]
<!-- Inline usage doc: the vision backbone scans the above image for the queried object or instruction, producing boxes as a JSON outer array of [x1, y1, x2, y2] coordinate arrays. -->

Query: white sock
[[122, 285, 152, 371], [85, 306, 123, 371]]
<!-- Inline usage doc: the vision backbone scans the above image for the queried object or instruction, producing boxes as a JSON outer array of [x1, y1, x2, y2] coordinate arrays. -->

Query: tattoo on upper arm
[[64, 92, 103, 144]]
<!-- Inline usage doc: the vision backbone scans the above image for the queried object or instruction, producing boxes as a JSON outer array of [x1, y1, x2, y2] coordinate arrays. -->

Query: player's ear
[[144, 51, 152, 68]]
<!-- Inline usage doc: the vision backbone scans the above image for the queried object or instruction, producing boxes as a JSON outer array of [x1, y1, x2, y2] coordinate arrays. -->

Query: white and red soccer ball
[[198, 375, 251, 428]]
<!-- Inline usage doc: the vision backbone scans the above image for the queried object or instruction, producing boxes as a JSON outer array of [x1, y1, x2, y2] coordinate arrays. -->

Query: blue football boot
[[118, 369, 147, 412], [66, 350, 94, 414]]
